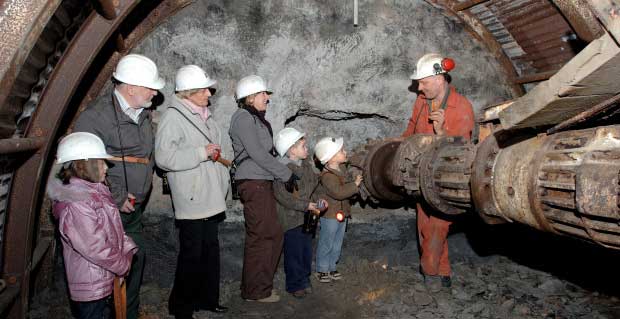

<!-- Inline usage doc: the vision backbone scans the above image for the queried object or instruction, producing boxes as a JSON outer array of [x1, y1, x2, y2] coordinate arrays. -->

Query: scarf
[[243, 105, 273, 137]]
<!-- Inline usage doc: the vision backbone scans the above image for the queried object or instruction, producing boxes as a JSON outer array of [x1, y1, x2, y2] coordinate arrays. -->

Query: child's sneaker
[[316, 272, 331, 283], [329, 271, 343, 281]]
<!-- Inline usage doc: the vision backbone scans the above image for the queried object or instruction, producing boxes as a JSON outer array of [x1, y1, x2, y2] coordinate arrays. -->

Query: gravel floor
[[29, 217, 620, 319]]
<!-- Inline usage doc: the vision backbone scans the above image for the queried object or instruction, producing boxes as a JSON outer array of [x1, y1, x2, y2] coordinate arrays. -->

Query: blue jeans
[[316, 217, 346, 273], [283, 227, 313, 292], [73, 297, 111, 319]]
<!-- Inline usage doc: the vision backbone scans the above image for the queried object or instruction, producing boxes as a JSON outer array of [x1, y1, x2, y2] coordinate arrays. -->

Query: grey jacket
[[229, 108, 291, 181], [274, 158, 320, 231], [155, 96, 231, 220], [74, 93, 154, 208]]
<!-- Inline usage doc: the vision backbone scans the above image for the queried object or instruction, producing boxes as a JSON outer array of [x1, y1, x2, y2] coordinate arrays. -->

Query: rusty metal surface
[[2, 1, 88, 138], [552, 0, 604, 42], [470, 134, 506, 224], [419, 137, 475, 215], [448, 0, 598, 90], [453, 0, 492, 11], [0, 0, 62, 117], [390, 134, 438, 195], [0, 137, 44, 154], [94, 0, 120, 20], [359, 138, 407, 202], [426, 0, 525, 96], [73, 0, 193, 121], [535, 126, 620, 249], [2, 1, 141, 317]]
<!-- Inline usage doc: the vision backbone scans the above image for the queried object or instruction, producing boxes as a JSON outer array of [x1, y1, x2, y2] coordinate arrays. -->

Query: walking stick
[[113, 276, 127, 319]]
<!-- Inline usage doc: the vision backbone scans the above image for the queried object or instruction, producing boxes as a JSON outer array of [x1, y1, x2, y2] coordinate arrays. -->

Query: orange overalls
[[402, 86, 474, 276]]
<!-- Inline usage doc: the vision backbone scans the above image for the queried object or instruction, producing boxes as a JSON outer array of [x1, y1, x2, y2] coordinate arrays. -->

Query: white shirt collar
[[114, 89, 143, 123]]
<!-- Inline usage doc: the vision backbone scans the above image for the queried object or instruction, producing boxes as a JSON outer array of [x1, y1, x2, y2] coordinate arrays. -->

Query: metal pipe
[[353, 0, 358, 26], [0, 137, 45, 154], [94, 0, 120, 20]]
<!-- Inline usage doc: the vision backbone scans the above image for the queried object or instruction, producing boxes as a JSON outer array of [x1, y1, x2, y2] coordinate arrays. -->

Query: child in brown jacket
[[313, 137, 363, 283]]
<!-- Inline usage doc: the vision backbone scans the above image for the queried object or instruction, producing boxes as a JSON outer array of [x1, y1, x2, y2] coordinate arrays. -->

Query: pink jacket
[[47, 177, 137, 302]]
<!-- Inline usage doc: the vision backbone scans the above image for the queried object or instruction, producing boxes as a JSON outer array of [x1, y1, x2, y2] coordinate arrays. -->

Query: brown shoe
[[245, 293, 280, 303], [290, 290, 306, 299]]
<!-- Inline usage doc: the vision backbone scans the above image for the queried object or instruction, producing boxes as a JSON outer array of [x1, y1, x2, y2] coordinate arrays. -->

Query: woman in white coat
[[155, 65, 230, 319]]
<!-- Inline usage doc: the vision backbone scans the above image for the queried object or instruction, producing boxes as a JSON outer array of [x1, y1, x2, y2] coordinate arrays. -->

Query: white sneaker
[[316, 272, 331, 283], [329, 271, 343, 281]]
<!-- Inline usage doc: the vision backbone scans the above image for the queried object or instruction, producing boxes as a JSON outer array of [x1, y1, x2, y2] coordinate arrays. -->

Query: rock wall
[[102, 0, 514, 284], [134, 0, 513, 217]]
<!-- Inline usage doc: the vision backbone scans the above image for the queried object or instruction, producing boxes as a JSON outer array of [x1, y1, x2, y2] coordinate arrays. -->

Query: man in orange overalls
[[402, 53, 475, 292]]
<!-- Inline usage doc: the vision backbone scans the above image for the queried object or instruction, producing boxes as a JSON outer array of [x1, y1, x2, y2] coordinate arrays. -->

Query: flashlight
[[336, 210, 345, 222], [129, 197, 136, 207], [212, 149, 221, 162]]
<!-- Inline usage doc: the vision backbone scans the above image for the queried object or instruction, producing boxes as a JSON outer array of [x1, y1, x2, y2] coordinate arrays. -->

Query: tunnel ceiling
[[0, 0, 609, 318]]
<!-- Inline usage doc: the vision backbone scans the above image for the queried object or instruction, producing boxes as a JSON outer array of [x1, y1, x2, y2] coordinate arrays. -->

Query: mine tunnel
[[1, 0, 620, 318]]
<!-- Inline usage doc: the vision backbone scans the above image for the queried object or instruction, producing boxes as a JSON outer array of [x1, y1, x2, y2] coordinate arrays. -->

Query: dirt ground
[[29, 219, 620, 319]]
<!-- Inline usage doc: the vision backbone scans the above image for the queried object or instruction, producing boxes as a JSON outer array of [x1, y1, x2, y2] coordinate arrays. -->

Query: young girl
[[47, 132, 137, 319], [313, 137, 363, 283]]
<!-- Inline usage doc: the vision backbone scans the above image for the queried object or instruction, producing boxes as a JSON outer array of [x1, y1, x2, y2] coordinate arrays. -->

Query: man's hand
[[307, 202, 318, 212], [354, 174, 363, 186], [205, 144, 221, 160], [120, 193, 136, 213], [429, 109, 445, 135]]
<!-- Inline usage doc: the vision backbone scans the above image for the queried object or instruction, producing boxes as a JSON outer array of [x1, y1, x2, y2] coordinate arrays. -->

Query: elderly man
[[74, 54, 164, 319], [155, 65, 229, 319], [402, 53, 475, 292]]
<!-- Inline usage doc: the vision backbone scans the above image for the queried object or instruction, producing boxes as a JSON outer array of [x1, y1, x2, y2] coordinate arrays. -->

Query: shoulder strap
[[168, 107, 213, 144], [426, 85, 451, 114], [229, 109, 251, 166]]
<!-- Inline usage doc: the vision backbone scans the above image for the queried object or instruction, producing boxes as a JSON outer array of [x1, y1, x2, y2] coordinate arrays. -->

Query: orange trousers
[[417, 203, 452, 276]]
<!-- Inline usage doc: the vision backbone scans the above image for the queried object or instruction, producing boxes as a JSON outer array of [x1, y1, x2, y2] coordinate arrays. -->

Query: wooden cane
[[216, 157, 232, 167], [113, 277, 127, 319]]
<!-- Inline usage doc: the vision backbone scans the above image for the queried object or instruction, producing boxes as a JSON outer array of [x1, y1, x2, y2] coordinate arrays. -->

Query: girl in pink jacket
[[47, 132, 137, 319]]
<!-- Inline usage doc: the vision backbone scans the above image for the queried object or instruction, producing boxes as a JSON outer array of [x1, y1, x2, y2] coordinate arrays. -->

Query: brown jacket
[[316, 164, 359, 219]]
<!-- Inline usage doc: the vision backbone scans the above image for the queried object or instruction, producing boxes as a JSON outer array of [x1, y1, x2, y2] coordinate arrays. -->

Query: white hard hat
[[235, 75, 272, 101], [274, 127, 305, 157], [410, 53, 451, 80], [175, 65, 217, 91], [56, 132, 112, 164], [113, 54, 165, 90], [314, 136, 344, 164]]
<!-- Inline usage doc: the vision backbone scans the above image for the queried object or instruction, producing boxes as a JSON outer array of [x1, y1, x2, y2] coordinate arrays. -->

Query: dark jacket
[[316, 164, 359, 219], [73, 92, 155, 208], [273, 158, 320, 231], [229, 108, 291, 181]]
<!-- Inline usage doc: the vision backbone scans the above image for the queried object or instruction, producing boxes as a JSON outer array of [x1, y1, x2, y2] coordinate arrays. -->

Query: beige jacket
[[155, 96, 230, 219]]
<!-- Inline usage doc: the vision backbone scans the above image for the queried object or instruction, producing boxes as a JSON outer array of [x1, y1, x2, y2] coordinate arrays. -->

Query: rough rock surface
[[30, 218, 620, 318], [133, 0, 513, 155], [32, 1, 620, 318]]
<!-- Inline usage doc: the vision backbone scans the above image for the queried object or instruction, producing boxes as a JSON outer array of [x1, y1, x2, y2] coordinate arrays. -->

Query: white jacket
[[155, 95, 230, 219]]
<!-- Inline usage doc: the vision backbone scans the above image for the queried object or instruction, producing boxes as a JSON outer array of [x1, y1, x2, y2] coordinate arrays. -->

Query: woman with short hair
[[229, 75, 296, 302], [155, 65, 229, 319]]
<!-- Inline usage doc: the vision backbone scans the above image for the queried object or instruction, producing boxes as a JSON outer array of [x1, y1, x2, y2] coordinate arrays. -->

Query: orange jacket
[[402, 86, 474, 140]]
